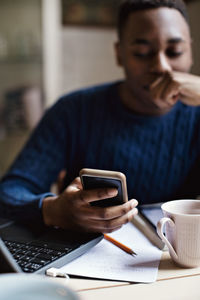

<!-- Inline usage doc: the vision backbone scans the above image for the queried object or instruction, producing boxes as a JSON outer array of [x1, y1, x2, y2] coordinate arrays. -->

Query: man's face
[[115, 7, 193, 115]]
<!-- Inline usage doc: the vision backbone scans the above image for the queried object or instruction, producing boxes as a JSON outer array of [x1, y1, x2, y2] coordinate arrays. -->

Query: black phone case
[[81, 175, 124, 207]]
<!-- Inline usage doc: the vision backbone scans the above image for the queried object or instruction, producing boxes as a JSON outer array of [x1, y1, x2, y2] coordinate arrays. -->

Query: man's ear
[[114, 41, 123, 66]]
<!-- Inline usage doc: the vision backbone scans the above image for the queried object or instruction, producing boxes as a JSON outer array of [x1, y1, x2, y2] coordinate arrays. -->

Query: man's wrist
[[42, 196, 58, 227]]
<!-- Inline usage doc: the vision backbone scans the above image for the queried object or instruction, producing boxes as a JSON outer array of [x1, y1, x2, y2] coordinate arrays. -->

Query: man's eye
[[166, 50, 183, 58], [133, 52, 151, 58]]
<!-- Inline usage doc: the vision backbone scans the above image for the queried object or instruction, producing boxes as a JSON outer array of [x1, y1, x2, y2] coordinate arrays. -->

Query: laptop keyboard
[[3, 239, 74, 273]]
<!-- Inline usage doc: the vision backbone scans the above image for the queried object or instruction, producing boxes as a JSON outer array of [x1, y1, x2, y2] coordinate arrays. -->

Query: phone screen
[[81, 175, 124, 207]]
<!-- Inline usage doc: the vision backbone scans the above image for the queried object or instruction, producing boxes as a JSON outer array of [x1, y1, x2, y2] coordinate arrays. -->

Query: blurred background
[[0, 0, 199, 178]]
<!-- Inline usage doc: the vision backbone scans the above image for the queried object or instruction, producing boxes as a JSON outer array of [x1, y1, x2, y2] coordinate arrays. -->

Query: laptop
[[0, 218, 103, 274]]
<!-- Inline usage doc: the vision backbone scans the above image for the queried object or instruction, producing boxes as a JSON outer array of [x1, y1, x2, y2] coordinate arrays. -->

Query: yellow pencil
[[104, 234, 137, 256]]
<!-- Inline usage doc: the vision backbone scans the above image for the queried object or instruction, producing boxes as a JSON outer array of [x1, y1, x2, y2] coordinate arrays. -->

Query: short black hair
[[117, 0, 189, 39]]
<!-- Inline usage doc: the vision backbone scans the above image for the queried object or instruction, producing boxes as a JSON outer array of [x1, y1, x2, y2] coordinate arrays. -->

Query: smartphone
[[79, 168, 128, 207], [138, 204, 163, 229], [132, 204, 165, 250]]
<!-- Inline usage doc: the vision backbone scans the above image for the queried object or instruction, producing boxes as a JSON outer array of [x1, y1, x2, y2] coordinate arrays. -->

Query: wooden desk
[[55, 251, 200, 300], [77, 275, 200, 300]]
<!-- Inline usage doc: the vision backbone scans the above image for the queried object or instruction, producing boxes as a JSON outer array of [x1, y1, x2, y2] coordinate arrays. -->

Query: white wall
[[61, 27, 123, 96]]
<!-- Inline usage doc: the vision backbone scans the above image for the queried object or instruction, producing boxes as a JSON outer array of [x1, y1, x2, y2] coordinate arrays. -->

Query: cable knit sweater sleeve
[[0, 96, 71, 223]]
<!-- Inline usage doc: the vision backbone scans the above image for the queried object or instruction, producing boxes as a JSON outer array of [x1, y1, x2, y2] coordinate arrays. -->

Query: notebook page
[[60, 222, 162, 283]]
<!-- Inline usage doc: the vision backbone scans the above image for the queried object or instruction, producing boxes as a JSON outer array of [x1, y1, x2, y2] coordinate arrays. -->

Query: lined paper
[[61, 222, 162, 283]]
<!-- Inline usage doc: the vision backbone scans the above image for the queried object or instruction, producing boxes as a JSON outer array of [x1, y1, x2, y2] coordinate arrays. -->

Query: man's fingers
[[161, 81, 180, 104], [90, 199, 138, 220], [150, 73, 169, 101], [149, 73, 181, 107], [75, 187, 118, 204], [172, 71, 200, 106], [81, 207, 138, 233], [56, 169, 67, 193], [66, 178, 118, 204], [66, 198, 138, 233], [65, 177, 82, 192], [149, 75, 164, 89]]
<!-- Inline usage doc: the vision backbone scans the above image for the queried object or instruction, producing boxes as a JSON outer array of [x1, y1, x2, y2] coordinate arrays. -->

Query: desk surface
[[77, 275, 200, 300], [55, 251, 200, 300]]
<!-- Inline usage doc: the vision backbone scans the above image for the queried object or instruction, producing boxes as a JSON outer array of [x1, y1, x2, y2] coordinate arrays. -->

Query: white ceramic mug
[[157, 199, 200, 268]]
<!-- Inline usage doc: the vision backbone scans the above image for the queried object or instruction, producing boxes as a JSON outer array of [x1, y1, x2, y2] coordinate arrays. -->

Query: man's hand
[[173, 71, 200, 106], [42, 177, 138, 233], [149, 72, 180, 109], [149, 71, 200, 108]]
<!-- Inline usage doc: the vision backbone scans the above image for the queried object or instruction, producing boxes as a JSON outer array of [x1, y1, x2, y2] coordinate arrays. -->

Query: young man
[[0, 0, 200, 233]]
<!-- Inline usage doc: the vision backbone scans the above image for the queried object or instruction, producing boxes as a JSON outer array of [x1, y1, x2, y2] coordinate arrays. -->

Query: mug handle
[[157, 217, 178, 260]]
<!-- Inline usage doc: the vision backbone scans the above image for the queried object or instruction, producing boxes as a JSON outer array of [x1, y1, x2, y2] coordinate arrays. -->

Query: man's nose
[[150, 52, 172, 74]]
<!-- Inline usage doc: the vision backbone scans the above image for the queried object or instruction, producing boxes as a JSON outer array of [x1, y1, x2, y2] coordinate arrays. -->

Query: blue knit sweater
[[1, 81, 200, 223]]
